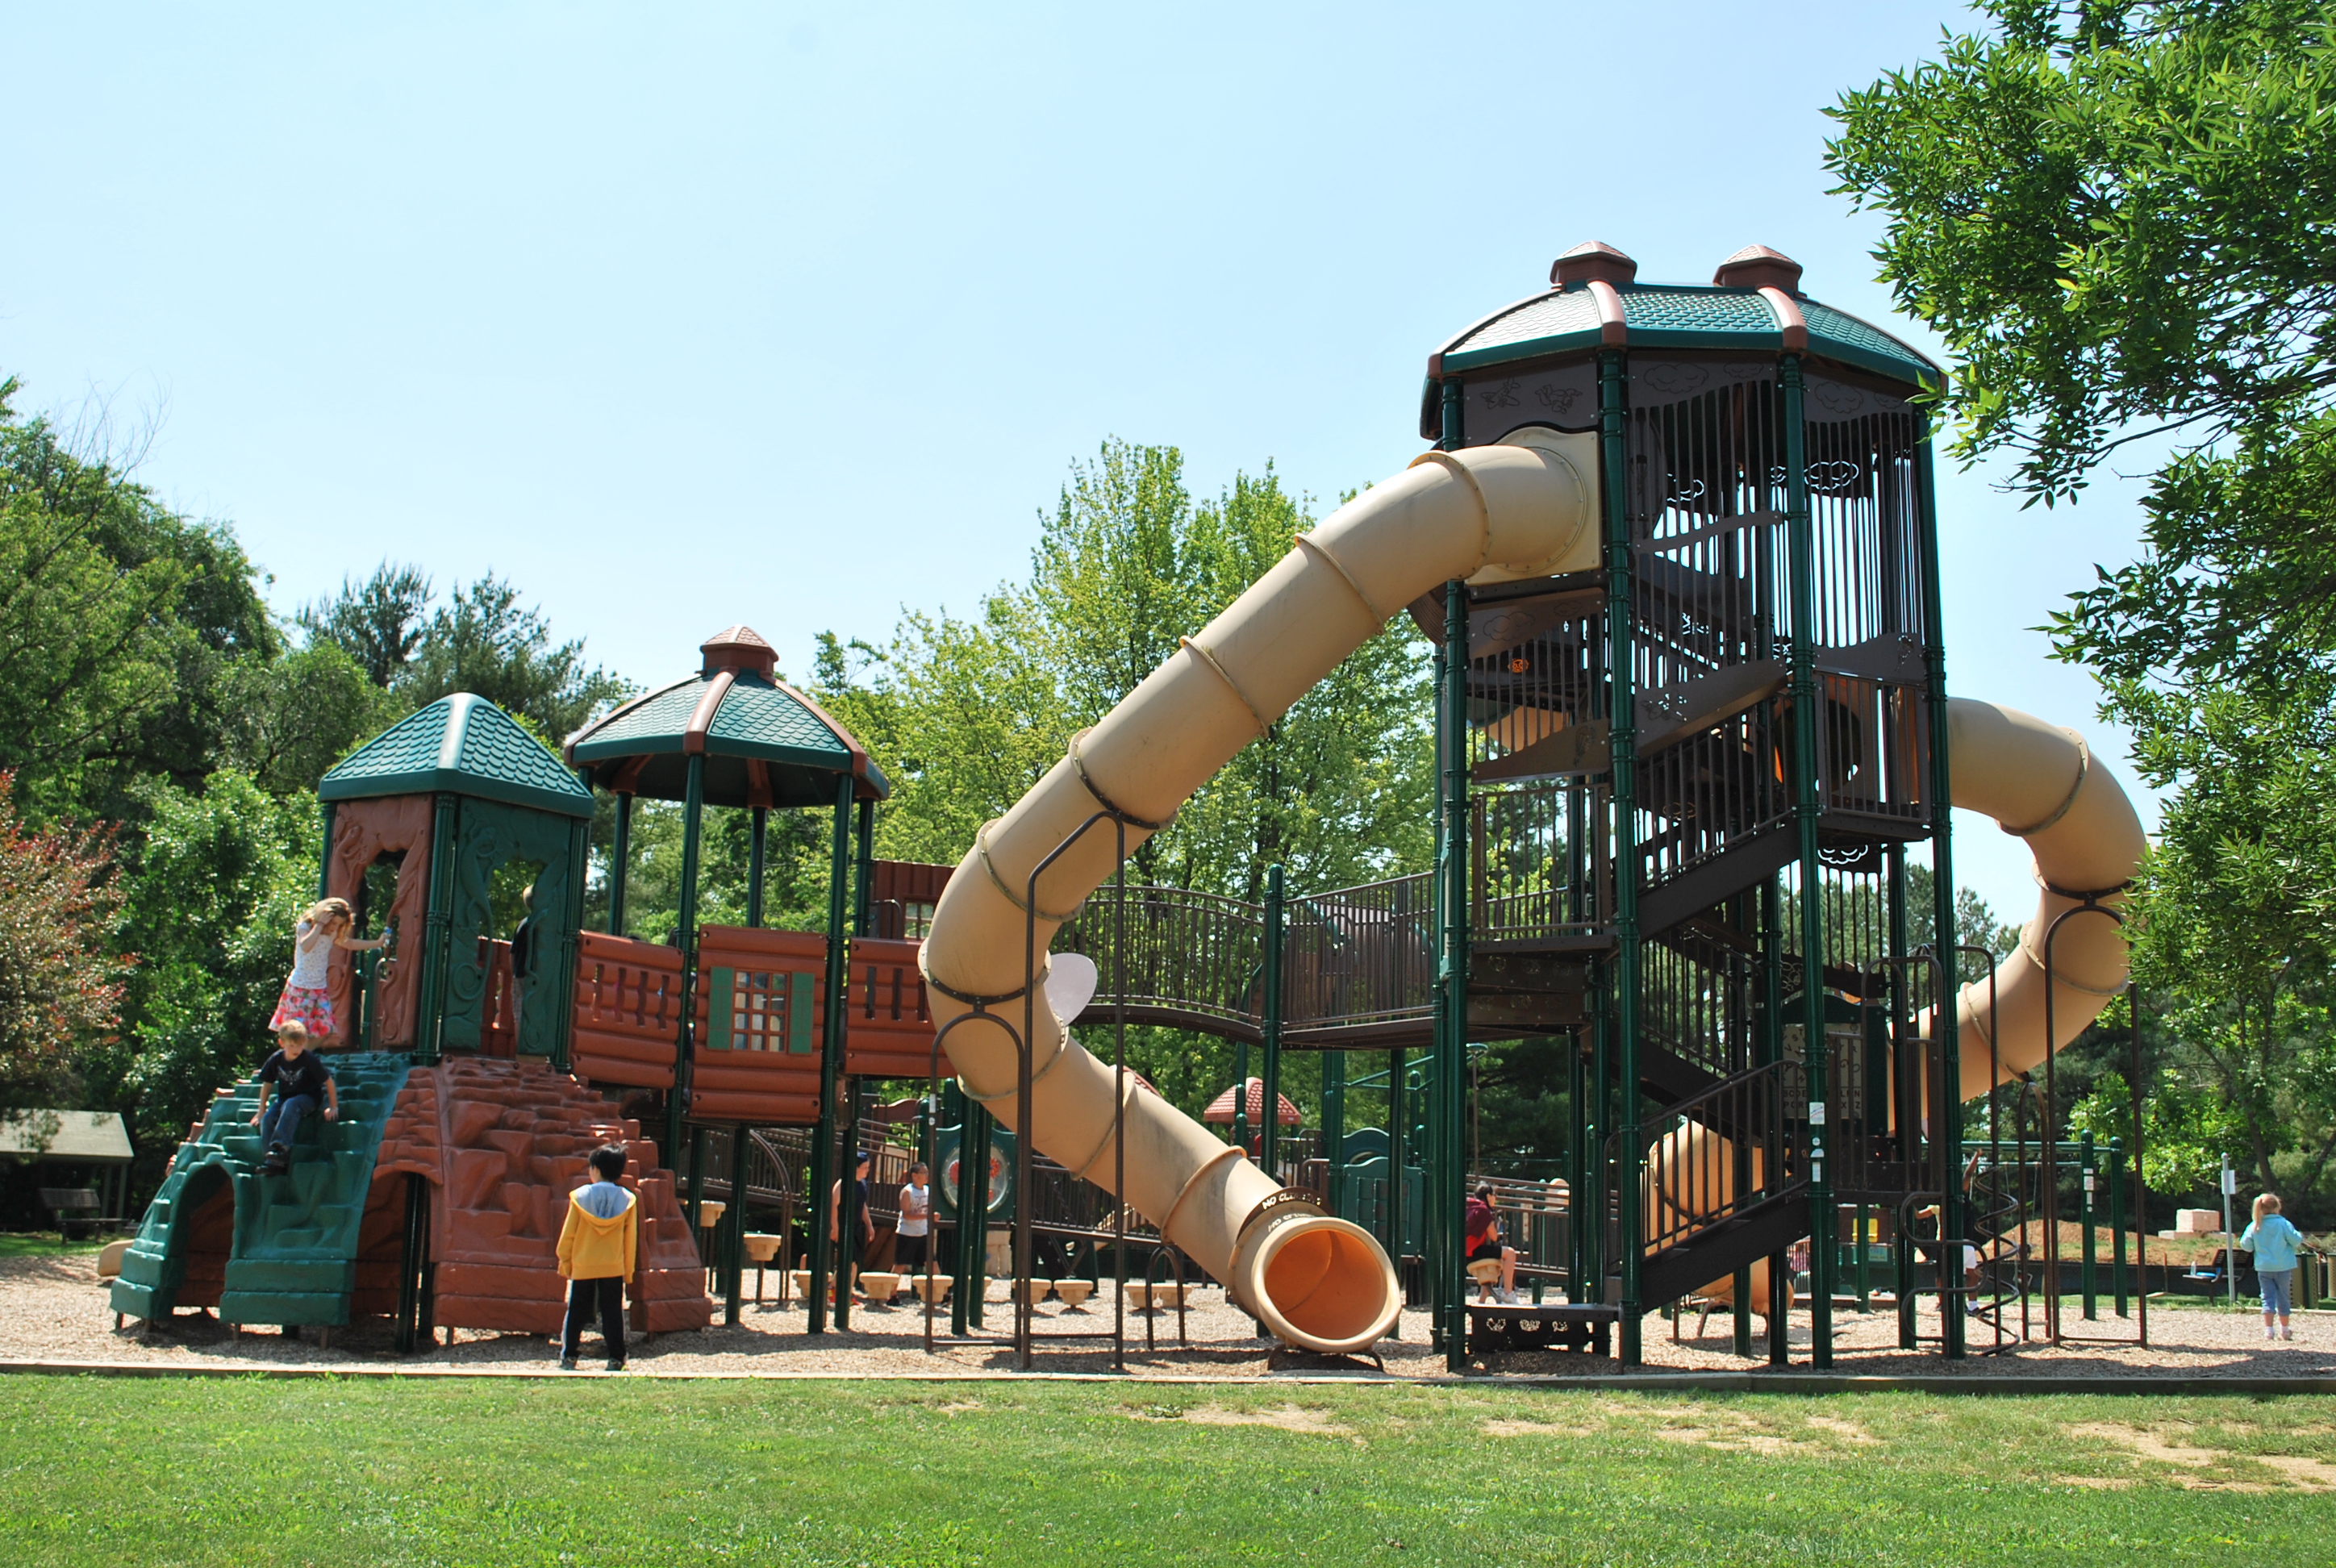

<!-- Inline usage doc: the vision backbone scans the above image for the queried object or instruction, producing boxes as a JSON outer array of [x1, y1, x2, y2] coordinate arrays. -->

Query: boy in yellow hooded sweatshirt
[[556, 1145, 637, 1370]]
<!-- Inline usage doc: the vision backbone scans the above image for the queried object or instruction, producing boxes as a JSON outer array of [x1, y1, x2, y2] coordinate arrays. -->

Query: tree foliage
[[1829, 2, 2336, 1216], [0, 773, 127, 1115]]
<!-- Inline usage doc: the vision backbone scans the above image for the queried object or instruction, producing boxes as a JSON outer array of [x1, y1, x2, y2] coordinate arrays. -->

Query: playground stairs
[[375, 1056, 710, 1336], [113, 1053, 711, 1339], [112, 1053, 413, 1328]]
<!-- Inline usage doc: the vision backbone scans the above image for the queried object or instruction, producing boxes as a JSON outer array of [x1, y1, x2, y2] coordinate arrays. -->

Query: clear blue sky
[[1, 2, 2155, 920]]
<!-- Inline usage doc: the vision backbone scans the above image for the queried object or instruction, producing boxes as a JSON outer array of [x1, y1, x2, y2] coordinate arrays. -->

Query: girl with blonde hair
[[268, 897, 388, 1045], [2239, 1192, 2306, 1342]]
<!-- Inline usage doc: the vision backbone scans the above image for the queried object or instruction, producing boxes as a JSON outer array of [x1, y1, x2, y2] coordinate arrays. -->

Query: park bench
[[40, 1186, 108, 1244]]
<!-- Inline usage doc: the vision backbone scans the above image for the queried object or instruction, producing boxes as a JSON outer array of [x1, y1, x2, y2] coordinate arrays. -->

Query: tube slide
[[920, 433, 1601, 1353], [1933, 699, 2148, 1096]]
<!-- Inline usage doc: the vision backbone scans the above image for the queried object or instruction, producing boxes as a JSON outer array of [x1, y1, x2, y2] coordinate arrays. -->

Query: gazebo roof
[[1201, 1077, 1301, 1127], [564, 626, 889, 808], [1419, 242, 1942, 437], [319, 694, 596, 818]]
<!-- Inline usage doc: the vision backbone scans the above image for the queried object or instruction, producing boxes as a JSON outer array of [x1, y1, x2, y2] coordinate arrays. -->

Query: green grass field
[[4, 1377, 2330, 1565], [0, 1233, 111, 1259]]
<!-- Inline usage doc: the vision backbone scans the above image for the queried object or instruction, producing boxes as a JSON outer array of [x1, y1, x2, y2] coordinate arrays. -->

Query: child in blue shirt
[[2238, 1193, 2306, 1341]]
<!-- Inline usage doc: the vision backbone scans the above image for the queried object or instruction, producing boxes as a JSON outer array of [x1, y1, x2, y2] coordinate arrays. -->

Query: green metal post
[[1761, 875, 1788, 1364], [417, 794, 460, 1065], [1914, 413, 1967, 1358], [1233, 1030, 1251, 1158], [686, 1123, 708, 1261], [318, 801, 337, 899], [724, 1122, 747, 1325], [1566, 1033, 1587, 1302], [1262, 864, 1284, 1184], [1587, 966, 1610, 1303], [1781, 352, 1833, 1367], [1386, 1048, 1406, 1274], [609, 793, 632, 936], [2110, 1138, 2129, 1316], [807, 773, 852, 1333], [946, 1080, 972, 1339], [1439, 578, 1471, 1370], [1596, 349, 1643, 1362], [554, 815, 586, 1072], [853, 798, 874, 935], [746, 807, 767, 928], [836, 1077, 863, 1331], [665, 755, 707, 1174], [2080, 1131, 2098, 1320], [1322, 1049, 1345, 1170], [966, 1100, 991, 1328]]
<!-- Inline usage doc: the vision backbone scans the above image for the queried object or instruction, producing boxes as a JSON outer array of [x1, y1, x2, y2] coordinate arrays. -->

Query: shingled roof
[[320, 694, 596, 817], [563, 626, 890, 808]]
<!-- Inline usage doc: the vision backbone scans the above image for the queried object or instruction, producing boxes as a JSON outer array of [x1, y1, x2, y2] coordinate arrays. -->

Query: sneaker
[[2267, 1324, 2278, 1340], [263, 1144, 290, 1174], [604, 1360, 625, 1373], [2283, 1327, 2294, 1341], [558, 1357, 578, 1370], [1497, 1288, 1519, 1305]]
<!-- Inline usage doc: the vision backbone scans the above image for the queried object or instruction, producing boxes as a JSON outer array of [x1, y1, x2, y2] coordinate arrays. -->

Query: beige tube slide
[[1687, 698, 2147, 1309], [919, 433, 1601, 1353]]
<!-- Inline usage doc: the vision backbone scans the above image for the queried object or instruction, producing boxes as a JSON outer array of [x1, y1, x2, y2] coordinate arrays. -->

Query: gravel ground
[[7, 1253, 2328, 1378]]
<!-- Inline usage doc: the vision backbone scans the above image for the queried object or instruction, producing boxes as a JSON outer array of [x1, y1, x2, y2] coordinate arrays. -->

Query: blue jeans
[[261, 1093, 319, 1151], [2261, 1268, 2295, 1316]]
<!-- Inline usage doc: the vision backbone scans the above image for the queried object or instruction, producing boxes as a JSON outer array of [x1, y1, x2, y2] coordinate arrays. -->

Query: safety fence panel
[[693, 925, 826, 1124], [571, 931, 686, 1089]]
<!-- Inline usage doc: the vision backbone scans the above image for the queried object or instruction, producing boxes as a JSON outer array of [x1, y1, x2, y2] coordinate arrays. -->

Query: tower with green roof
[[318, 691, 597, 1064]]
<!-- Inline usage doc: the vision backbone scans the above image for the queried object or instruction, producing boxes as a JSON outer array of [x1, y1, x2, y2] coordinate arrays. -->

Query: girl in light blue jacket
[[2238, 1193, 2305, 1341]]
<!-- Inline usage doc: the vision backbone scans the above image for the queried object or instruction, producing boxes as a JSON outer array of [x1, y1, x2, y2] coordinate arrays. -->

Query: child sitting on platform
[[248, 1021, 339, 1175], [557, 1145, 638, 1371]]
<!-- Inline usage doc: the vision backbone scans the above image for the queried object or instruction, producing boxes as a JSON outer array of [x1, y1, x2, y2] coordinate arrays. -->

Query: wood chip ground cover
[[6, 1380, 2334, 1564]]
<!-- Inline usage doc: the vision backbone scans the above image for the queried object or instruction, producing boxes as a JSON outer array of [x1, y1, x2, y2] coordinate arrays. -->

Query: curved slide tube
[[1683, 698, 2147, 1308], [920, 435, 1600, 1352]]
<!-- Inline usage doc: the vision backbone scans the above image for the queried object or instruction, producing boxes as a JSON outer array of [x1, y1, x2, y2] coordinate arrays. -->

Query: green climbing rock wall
[[111, 1053, 411, 1327]]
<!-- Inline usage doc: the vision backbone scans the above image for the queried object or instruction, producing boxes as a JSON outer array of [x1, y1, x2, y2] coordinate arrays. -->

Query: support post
[[1262, 863, 1285, 1184], [2080, 1130, 2098, 1320], [1913, 415, 1966, 1357], [665, 755, 707, 1172], [318, 801, 337, 900], [2110, 1137, 2129, 1316], [1386, 1047, 1407, 1278], [725, 1122, 748, 1326], [1438, 577, 1471, 1370], [1597, 348, 1642, 1362], [609, 792, 632, 936], [1321, 1049, 1345, 1170], [416, 793, 460, 1065], [807, 773, 853, 1332], [1780, 352, 1833, 1367], [747, 807, 767, 928], [1758, 874, 1788, 1364]]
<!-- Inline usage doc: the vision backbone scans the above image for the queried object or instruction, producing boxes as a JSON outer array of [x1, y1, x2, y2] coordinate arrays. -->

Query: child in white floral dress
[[269, 898, 386, 1045]]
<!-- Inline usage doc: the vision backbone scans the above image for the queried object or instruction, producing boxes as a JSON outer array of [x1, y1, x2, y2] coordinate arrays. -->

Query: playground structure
[[111, 241, 2152, 1374]]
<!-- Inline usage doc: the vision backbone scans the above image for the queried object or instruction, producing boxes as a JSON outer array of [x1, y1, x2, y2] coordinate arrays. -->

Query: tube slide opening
[[1238, 1213, 1402, 1353]]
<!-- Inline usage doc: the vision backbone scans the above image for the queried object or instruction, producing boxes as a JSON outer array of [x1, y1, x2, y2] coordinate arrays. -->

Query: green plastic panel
[[111, 1053, 411, 1328]]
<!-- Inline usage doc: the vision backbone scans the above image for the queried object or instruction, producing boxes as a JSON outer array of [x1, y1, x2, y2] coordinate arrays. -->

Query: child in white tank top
[[269, 897, 386, 1045]]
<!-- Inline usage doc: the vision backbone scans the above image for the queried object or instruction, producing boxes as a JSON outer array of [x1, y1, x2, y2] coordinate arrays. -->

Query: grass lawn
[[4, 1378, 2330, 1566]]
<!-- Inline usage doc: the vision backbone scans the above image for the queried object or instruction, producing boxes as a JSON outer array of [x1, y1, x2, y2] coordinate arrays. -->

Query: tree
[[0, 773, 127, 1115], [0, 384, 278, 823], [106, 772, 317, 1157], [1828, 0, 2336, 1219], [392, 574, 629, 744], [214, 643, 403, 797], [298, 563, 432, 687], [814, 441, 1435, 1119]]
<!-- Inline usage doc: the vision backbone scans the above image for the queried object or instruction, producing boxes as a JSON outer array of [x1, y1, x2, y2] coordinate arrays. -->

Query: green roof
[[1431, 283, 1941, 388], [319, 694, 595, 818], [565, 670, 890, 808]]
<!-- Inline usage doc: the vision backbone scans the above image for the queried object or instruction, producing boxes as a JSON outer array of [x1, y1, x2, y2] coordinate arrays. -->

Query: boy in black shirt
[[249, 1020, 340, 1174]]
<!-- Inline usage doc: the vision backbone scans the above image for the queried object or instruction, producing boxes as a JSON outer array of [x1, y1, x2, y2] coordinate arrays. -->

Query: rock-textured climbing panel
[[374, 1057, 710, 1335], [112, 1053, 412, 1327]]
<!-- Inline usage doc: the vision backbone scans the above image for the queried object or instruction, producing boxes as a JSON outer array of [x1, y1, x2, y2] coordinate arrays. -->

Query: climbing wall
[[374, 1057, 710, 1335], [112, 1053, 412, 1327]]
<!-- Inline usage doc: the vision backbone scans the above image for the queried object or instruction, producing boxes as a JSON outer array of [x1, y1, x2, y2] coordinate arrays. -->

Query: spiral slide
[[920, 433, 1601, 1353]]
